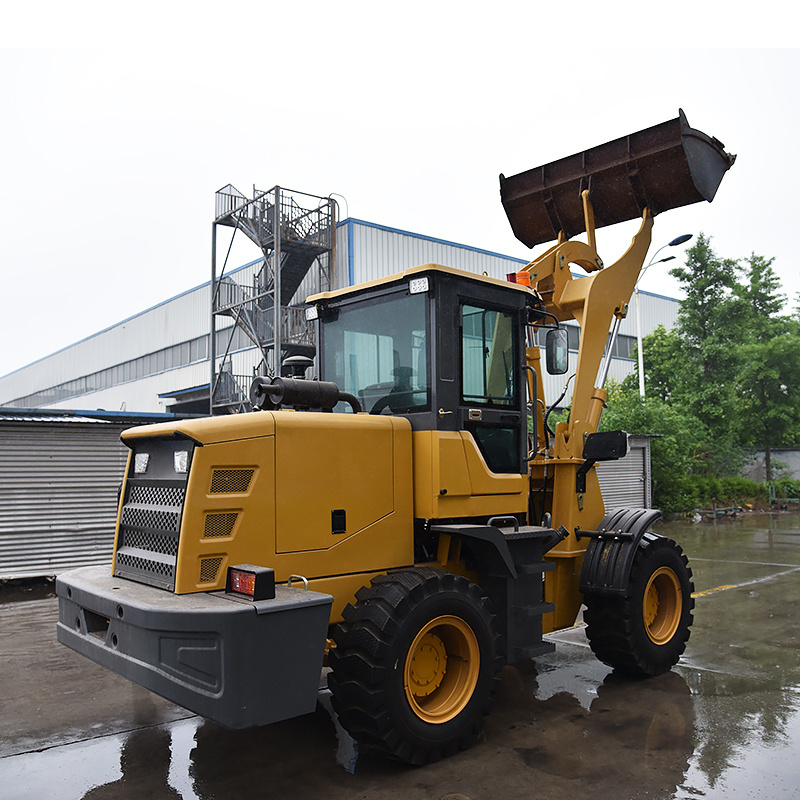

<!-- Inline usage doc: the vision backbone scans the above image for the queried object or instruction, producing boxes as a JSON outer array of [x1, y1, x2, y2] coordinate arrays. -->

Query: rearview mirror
[[546, 328, 568, 375], [582, 430, 628, 461]]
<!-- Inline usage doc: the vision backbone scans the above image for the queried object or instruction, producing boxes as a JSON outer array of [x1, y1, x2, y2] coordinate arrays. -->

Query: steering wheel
[[369, 395, 395, 415]]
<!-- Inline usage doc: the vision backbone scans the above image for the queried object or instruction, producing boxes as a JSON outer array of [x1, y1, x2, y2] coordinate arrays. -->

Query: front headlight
[[174, 450, 189, 474], [134, 453, 150, 474]]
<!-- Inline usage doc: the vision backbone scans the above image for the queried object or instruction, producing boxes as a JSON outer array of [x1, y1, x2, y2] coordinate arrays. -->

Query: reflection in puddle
[[682, 666, 800, 798], [495, 662, 696, 799], [0, 737, 121, 800], [168, 719, 201, 800], [3, 658, 800, 799], [0, 721, 205, 800], [81, 726, 181, 799], [682, 709, 800, 798]]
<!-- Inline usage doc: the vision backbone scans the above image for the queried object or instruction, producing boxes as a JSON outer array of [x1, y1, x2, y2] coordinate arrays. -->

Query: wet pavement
[[2, 514, 800, 799]]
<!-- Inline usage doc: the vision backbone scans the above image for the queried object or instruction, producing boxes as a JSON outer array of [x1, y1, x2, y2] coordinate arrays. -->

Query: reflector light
[[409, 277, 429, 294], [174, 450, 189, 474], [305, 305, 319, 321], [230, 570, 255, 596], [134, 453, 150, 474], [226, 564, 276, 601]]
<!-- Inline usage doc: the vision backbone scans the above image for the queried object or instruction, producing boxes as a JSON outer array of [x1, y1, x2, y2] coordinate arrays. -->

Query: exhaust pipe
[[500, 109, 736, 248]]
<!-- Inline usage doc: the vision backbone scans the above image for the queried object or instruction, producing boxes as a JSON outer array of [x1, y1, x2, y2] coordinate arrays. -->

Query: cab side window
[[461, 304, 516, 406], [460, 304, 521, 474]]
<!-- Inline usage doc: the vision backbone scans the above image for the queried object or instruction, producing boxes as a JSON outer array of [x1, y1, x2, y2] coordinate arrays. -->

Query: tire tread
[[328, 567, 500, 764], [584, 536, 695, 677]]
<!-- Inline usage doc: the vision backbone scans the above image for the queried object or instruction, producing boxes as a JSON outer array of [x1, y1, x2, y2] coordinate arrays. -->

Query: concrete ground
[[2, 514, 800, 799]]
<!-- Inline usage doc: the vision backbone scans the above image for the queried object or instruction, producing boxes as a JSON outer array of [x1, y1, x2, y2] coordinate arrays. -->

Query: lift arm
[[522, 192, 653, 459]]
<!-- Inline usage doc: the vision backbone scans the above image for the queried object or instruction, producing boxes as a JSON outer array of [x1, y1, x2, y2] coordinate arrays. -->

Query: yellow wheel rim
[[643, 566, 682, 645], [404, 615, 480, 724]]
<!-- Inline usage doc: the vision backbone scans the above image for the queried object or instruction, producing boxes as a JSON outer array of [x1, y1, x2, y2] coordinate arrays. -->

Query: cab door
[[459, 302, 526, 475]]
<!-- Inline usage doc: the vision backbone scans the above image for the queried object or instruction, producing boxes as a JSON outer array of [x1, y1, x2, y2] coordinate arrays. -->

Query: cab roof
[[306, 263, 533, 304]]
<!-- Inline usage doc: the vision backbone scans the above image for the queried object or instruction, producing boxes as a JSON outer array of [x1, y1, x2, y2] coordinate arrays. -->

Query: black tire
[[583, 533, 694, 677], [327, 567, 501, 764]]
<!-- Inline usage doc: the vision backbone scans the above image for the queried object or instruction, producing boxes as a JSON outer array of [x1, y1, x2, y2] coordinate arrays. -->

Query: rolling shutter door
[[596, 442, 649, 508], [0, 421, 129, 579]]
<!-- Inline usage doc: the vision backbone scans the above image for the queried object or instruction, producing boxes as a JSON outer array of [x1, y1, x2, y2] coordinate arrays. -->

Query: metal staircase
[[211, 186, 335, 414]]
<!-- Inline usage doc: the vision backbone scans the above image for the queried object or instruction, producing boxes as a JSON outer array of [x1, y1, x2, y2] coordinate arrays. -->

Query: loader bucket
[[500, 109, 736, 248]]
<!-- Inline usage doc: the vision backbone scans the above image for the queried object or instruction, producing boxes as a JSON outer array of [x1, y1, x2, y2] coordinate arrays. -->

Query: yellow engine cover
[[273, 413, 405, 554], [122, 412, 415, 595]]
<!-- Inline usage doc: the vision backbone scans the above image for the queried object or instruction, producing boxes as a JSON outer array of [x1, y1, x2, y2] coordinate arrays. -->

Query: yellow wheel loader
[[57, 110, 734, 765]]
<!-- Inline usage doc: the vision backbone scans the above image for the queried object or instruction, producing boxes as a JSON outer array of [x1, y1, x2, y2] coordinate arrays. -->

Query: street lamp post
[[635, 234, 693, 398]]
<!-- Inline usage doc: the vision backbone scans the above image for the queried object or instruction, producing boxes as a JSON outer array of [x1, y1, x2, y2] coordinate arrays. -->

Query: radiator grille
[[199, 557, 223, 583], [204, 512, 238, 538], [210, 469, 254, 494], [114, 439, 191, 591], [116, 551, 174, 578], [121, 528, 179, 556], [127, 484, 185, 507], [120, 505, 181, 534]]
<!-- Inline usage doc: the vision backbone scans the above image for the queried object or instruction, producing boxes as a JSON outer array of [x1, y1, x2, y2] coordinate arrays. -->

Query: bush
[[771, 478, 800, 502], [692, 476, 767, 508], [600, 381, 765, 515]]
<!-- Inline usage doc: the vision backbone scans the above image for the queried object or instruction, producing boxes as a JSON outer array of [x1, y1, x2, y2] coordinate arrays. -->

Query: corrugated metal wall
[[0, 284, 213, 400], [336, 220, 529, 288], [0, 420, 129, 578], [596, 436, 652, 509], [332, 220, 677, 334]]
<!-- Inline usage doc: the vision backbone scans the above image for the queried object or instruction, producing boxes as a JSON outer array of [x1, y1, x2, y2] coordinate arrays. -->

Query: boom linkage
[[522, 192, 653, 461], [518, 193, 653, 630]]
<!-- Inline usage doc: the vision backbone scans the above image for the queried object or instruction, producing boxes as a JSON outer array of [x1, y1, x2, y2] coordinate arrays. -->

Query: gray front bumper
[[57, 565, 333, 729]]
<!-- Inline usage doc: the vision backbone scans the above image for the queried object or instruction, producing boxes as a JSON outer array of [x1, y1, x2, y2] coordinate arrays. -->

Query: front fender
[[578, 508, 663, 597]]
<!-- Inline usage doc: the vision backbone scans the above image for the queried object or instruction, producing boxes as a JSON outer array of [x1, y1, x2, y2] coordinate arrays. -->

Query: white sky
[[1, 4, 798, 378]]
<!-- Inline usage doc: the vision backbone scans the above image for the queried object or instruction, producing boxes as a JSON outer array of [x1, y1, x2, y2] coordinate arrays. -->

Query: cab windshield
[[320, 293, 429, 414]]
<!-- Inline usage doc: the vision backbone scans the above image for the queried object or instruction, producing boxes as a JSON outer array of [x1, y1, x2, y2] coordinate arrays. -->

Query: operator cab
[[307, 264, 547, 475]]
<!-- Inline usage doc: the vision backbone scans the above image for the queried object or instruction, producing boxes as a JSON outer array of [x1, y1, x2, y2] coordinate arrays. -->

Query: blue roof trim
[[158, 383, 210, 398], [0, 407, 181, 422], [75, 409, 180, 420], [337, 217, 529, 269], [636, 287, 680, 303]]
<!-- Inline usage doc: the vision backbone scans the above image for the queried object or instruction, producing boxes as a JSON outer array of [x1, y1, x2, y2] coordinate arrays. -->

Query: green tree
[[735, 333, 800, 479], [628, 243, 800, 502], [668, 233, 742, 439], [603, 240, 799, 511], [637, 324, 686, 403], [732, 254, 800, 479], [737, 254, 785, 330]]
